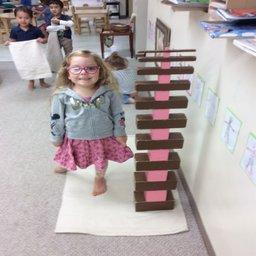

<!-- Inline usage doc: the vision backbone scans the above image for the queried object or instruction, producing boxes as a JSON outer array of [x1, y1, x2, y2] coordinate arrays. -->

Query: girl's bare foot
[[28, 80, 35, 91], [54, 166, 67, 174], [92, 176, 107, 196]]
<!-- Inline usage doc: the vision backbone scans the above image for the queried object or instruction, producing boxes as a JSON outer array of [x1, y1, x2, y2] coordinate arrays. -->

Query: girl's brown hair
[[105, 52, 128, 70], [54, 50, 118, 93], [14, 6, 33, 19]]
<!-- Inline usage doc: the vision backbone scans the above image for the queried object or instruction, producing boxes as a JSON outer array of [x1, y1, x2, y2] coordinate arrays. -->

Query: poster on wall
[[221, 108, 242, 153], [240, 133, 256, 184], [205, 88, 219, 126], [191, 73, 205, 106]]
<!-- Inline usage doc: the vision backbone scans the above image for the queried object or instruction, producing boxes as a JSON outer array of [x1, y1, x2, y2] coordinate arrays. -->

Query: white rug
[[55, 136, 188, 236]]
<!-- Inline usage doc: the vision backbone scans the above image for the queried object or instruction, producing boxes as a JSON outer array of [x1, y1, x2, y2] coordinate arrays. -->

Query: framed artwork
[[221, 108, 242, 153], [241, 133, 256, 184], [155, 18, 171, 66]]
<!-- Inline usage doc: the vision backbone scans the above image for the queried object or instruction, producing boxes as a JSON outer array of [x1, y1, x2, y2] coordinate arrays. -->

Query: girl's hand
[[115, 136, 127, 146], [4, 40, 13, 46], [37, 37, 47, 44]]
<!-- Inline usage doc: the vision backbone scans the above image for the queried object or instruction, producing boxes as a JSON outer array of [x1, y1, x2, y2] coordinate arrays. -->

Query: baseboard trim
[[178, 168, 216, 256]]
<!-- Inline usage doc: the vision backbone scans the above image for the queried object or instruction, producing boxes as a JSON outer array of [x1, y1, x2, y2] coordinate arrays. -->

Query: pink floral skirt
[[54, 136, 133, 171]]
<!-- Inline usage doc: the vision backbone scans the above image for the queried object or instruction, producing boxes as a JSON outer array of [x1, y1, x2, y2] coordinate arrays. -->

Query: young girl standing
[[5, 6, 49, 90], [50, 50, 133, 196]]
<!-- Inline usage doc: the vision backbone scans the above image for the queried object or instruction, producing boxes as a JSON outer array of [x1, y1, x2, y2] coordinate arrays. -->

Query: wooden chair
[[71, 6, 91, 35]]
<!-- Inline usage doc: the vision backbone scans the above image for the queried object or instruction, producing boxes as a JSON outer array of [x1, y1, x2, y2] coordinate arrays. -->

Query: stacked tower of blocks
[[134, 48, 196, 212]]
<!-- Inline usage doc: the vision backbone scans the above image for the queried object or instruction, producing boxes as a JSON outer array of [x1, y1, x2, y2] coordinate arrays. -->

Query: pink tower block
[[145, 49, 171, 202]]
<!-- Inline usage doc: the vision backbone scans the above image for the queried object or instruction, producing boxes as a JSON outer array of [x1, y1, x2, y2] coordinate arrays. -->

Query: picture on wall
[[205, 88, 219, 126], [191, 73, 205, 106], [221, 108, 242, 153], [155, 18, 171, 66], [240, 133, 256, 184]]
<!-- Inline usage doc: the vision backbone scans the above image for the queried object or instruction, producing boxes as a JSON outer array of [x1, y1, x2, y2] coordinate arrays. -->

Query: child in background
[[105, 52, 137, 104], [5, 6, 49, 90], [50, 50, 133, 196], [32, 0, 52, 37], [46, 0, 73, 56]]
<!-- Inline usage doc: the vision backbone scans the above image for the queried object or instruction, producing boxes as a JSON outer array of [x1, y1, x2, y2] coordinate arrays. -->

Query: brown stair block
[[135, 52, 146, 58], [135, 80, 191, 91], [136, 133, 184, 150], [134, 171, 177, 191], [134, 190, 175, 212], [137, 56, 196, 62], [135, 152, 180, 171], [137, 66, 194, 75], [135, 96, 188, 110], [136, 113, 187, 129]]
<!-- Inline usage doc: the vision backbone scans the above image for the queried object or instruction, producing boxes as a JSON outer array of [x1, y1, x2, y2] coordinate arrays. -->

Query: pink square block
[[145, 190, 167, 202], [146, 170, 168, 181], [149, 150, 169, 161]]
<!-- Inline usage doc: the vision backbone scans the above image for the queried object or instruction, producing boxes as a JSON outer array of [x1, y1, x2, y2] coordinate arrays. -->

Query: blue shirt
[[46, 14, 72, 39], [50, 86, 126, 144], [10, 24, 44, 41]]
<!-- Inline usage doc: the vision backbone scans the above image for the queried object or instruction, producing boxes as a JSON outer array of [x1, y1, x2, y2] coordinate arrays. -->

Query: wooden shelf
[[161, 0, 209, 12]]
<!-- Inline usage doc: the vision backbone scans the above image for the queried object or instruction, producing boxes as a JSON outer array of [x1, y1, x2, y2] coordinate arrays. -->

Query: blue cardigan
[[50, 86, 126, 144]]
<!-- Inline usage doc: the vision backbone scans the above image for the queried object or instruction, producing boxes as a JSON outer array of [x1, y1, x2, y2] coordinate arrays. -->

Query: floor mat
[[55, 136, 188, 236]]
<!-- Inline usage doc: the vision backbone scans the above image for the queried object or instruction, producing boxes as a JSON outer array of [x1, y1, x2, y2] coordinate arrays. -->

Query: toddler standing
[[105, 52, 137, 104], [46, 0, 73, 56], [5, 6, 50, 90], [50, 50, 133, 196]]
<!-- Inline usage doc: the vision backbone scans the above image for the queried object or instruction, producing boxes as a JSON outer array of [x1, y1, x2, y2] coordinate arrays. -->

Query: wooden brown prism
[[136, 133, 184, 150], [135, 80, 191, 92], [133, 48, 196, 212], [134, 190, 175, 212], [134, 171, 177, 191]]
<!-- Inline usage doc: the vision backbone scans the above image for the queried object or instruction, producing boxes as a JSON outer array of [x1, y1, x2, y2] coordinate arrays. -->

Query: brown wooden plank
[[135, 152, 180, 171], [137, 49, 196, 54], [134, 190, 175, 211], [136, 133, 184, 150], [136, 113, 187, 129], [137, 66, 194, 75], [138, 56, 196, 62], [135, 96, 188, 109], [135, 52, 146, 58], [134, 171, 177, 191], [135, 80, 191, 91]]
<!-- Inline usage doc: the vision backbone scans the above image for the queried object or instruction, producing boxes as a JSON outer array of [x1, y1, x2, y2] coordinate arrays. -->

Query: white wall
[[133, 0, 148, 52], [136, 0, 256, 255]]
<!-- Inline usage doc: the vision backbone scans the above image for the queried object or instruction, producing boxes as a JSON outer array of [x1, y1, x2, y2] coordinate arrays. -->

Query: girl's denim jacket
[[50, 86, 126, 144]]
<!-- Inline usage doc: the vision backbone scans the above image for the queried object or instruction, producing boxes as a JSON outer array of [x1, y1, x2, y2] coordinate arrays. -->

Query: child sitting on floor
[[50, 50, 133, 196], [105, 52, 137, 104]]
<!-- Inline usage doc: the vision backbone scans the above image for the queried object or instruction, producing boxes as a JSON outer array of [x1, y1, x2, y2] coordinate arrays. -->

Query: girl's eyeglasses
[[67, 66, 99, 75]]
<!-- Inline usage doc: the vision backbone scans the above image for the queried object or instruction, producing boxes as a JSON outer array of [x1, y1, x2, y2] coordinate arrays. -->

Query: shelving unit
[[161, 0, 209, 12], [209, 0, 256, 10]]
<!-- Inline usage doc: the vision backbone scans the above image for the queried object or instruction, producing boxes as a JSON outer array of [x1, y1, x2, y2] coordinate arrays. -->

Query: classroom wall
[[136, 0, 256, 255]]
